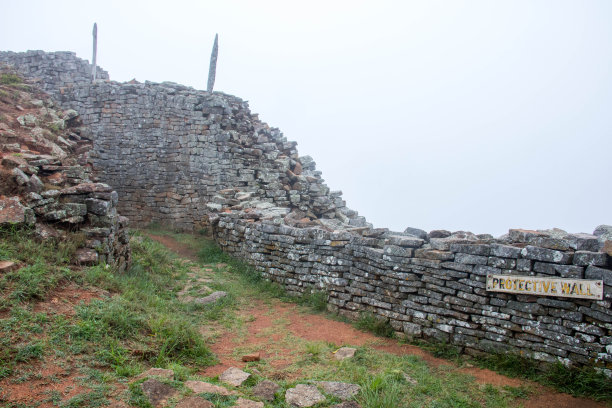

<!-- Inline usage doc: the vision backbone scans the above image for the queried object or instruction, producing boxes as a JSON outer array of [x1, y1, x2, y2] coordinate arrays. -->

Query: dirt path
[[149, 233, 607, 408]]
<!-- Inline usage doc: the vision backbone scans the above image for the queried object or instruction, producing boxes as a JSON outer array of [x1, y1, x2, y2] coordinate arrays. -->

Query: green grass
[[354, 312, 395, 338], [0, 229, 218, 406], [474, 352, 612, 402], [0, 72, 22, 85]]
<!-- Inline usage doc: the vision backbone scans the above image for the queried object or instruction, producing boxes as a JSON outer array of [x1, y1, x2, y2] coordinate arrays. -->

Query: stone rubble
[[0, 64, 129, 269]]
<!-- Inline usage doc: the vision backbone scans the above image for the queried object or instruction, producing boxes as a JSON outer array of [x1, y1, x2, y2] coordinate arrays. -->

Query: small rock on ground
[[219, 367, 251, 387], [140, 379, 177, 407], [403, 373, 418, 385], [175, 396, 214, 408], [317, 381, 360, 400], [235, 397, 264, 408], [252, 380, 280, 401], [242, 352, 261, 362], [285, 384, 326, 407], [195, 291, 227, 305], [184, 380, 234, 395], [334, 347, 356, 361]]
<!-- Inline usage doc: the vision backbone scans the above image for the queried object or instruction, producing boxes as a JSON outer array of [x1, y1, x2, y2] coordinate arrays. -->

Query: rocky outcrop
[[0, 66, 129, 269]]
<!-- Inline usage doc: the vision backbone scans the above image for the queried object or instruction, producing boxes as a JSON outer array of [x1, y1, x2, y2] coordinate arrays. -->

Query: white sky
[[1, 0, 611, 236]]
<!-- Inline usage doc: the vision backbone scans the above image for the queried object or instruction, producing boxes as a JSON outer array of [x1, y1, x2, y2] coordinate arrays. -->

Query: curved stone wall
[[2, 50, 611, 370]]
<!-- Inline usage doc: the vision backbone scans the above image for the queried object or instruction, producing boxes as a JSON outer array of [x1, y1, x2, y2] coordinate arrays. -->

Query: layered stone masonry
[[213, 205, 612, 369], [0, 51, 364, 231], [2, 50, 611, 370]]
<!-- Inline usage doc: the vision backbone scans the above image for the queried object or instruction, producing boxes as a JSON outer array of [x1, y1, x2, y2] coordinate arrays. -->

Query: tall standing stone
[[207, 33, 218, 92], [92, 23, 98, 81]]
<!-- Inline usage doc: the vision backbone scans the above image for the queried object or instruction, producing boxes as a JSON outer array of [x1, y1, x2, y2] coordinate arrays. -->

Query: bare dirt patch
[[34, 282, 102, 316], [0, 358, 87, 408], [147, 232, 200, 261]]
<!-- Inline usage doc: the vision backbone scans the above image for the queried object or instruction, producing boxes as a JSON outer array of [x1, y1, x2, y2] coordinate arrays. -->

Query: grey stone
[[251, 380, 280, 401], [219, 367, 250, 387], [285, 384, 326, 407], [194, 291, 227, 305], [317, 381, 360, 400], [403, 227, 428, 240], [585, 266, 612, 286], [334, 347, 357, 360], [140, 379, 177, 407], [521, 246, 571, 264], [573, 251, 608, 267]]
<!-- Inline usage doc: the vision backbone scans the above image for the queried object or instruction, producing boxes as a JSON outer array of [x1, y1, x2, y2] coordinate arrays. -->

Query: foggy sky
[[1, 0, 611, 236]]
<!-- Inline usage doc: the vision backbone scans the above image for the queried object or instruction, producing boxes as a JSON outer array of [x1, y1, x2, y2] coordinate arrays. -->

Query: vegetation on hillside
[[0, 226, 610, 407]]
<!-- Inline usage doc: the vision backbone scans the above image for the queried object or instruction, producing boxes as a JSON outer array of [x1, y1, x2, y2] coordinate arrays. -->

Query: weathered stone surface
[[175, 396, 214, 408], [0, 197, 34, 225], [234, 398, 264, 408], [403, 227, 428, 240], [251, 380, 280, 401], [184, 381, 234, 395], [285, 384, 326, 407], [573, 251, 608, 267], [194, 291, 227, 305], [334, 347, 356, 361], [219, 367, 250, 387], [521, 246, 571, 264], [75, 248, 98, 265], [140, 379, 177, 407], [585, 266, 612, 286], [317, 381, 360, 400]]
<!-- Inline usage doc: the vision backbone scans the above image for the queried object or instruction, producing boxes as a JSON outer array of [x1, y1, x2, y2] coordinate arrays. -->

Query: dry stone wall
[[0, 51, 364, 231], [2, 50, 611, 370]]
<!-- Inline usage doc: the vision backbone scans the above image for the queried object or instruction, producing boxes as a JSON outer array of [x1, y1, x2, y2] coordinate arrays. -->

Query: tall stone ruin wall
[[2, 50, 611, 370], [0, 51, 363, 231]]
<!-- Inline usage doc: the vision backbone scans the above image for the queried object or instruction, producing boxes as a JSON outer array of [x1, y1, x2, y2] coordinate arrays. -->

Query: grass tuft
[[0, 73, 22, 85], [354, 312, 394, 338]]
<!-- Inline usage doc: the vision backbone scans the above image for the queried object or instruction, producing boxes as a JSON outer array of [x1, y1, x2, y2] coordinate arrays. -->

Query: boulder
[[140, 379, 177, 407], [219, 367, 250, 387]]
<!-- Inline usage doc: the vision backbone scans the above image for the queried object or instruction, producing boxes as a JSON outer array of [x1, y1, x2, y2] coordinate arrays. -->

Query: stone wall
[[212, 201, 612, 369], [0, 51, 364, 231], [2, 50, 611, 370]]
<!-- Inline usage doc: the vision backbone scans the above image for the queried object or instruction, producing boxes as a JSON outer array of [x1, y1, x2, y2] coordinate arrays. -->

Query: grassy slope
[[0, 226, 609, 407]]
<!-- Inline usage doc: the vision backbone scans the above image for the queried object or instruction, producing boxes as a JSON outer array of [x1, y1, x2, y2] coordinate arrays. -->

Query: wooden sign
[[486, 274, 603, 300]]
